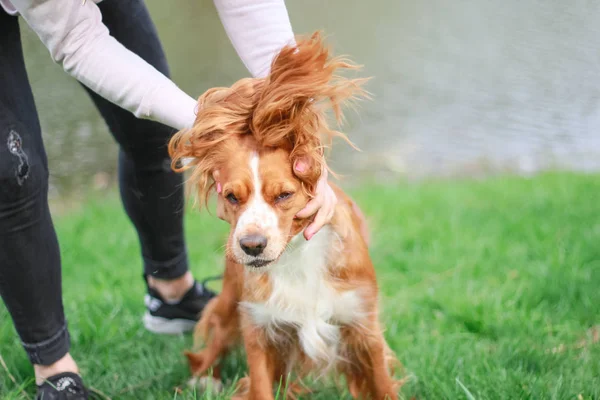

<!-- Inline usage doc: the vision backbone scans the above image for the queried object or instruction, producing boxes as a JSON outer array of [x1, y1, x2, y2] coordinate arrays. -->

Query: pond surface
[[16, 0, 600, 198]]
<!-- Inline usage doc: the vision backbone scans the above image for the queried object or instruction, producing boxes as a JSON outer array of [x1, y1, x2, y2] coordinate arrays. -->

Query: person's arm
[[10, 0, 198, 130], [213, 0, 295, 78]]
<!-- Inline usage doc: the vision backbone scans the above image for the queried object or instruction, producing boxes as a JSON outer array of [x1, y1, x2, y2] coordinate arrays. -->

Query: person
[[0, 0, 338, 398]]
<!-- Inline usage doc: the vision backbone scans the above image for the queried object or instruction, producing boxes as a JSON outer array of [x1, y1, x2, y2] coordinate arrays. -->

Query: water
[[16, 0, 600, 198]]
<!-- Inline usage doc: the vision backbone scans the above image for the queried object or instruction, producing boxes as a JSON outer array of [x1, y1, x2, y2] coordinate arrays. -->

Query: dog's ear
[[168, 124, 224, 208], [251, 31, 370, 195], [253, 31, 369, 131], [168, 80, 261, 207]]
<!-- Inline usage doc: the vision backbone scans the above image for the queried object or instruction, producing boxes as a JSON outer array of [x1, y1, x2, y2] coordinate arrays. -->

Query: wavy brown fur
[[168, 31, 369, 207]]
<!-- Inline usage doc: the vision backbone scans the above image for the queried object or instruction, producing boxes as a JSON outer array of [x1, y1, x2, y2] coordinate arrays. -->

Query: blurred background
[[18, 0, 600, 200]]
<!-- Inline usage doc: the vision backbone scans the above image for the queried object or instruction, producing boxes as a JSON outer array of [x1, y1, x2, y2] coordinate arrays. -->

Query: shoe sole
[[143, 312, 197, 335]]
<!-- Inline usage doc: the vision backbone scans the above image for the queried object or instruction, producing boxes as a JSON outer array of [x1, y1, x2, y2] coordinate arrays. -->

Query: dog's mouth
[[246, 259, 274, 268]]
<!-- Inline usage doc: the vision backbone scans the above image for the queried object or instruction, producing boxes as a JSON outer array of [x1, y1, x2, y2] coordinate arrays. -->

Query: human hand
[[294, 160, 337, 240]]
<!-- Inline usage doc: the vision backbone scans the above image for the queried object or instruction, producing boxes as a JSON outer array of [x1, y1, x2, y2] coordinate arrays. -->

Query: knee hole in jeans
[[0, 129, 48, 206]]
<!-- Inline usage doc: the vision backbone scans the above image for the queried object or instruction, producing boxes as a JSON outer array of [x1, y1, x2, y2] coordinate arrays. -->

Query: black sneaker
[[143, 276, 220, 334], [36, 372, 89, 400]]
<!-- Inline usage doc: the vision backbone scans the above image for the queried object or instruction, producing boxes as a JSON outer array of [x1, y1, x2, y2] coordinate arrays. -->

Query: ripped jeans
[[0, 0, 189, 365]]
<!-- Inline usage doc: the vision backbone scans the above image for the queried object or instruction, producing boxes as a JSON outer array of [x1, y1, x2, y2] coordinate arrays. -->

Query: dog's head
[[169, 32, 368, 270]]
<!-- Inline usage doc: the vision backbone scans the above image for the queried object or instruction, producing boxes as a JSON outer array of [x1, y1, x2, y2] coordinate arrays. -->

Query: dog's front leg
[[234, 324, 277, 400], [363, 334, 398, 400], [343, 323, 400, 400]]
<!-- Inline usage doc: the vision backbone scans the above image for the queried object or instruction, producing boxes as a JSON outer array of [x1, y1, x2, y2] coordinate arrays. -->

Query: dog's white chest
[[241, 227, 363, 362]]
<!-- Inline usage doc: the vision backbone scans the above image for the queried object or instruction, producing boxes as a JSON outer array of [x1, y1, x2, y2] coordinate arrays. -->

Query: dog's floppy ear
[[168, 79, 261, 207], [168, 124, 223, 208], [251, 31, 370, 195]]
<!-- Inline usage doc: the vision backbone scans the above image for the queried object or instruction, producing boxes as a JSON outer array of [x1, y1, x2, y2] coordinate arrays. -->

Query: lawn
[[1, 172, 599, 399]]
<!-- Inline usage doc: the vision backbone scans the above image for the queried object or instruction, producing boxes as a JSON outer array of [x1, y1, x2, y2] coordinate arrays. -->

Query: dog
[[168, 32, 402, 400]]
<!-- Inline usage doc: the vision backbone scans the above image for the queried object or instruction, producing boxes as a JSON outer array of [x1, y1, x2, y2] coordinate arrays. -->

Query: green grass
[[1, 172, 599, 399]]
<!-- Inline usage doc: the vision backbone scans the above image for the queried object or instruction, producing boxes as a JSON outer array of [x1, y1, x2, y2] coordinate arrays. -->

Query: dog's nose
[[239, 234, 268, 256]]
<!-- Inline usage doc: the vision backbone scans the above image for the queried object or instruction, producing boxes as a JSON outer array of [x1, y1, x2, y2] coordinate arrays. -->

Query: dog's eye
[[226, 193, 239, 204], [275, 192, 294, 202]]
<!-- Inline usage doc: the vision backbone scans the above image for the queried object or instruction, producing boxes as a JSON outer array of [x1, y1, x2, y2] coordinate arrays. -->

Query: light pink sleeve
[[213, 0, 296, 78], [9, 0, 198, 130]]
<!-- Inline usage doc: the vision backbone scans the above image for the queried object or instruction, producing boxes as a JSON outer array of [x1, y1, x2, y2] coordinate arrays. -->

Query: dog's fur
[[168, 32, 402, 400]]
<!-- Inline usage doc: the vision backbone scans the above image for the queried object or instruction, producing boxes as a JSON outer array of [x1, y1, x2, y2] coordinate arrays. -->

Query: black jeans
[[0, 0, 189, 365]]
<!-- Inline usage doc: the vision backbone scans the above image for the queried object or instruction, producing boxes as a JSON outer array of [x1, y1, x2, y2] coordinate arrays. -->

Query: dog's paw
[[187, 376, 224, 394]]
